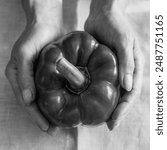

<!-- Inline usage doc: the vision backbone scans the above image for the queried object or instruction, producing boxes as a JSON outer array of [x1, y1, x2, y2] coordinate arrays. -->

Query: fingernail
[[41, 124, 49, 131], [108, 121, 119, 131], [34, 119, 49, 132], [22, 89, 33, 105], [114, 122, 120, 128], [123, 74, 132, 91], [109, 123, 115, 131], [47, 126, 57, 135]]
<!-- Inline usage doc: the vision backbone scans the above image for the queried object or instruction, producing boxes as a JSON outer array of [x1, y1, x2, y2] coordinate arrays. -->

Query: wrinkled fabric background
[[0, 0, 149, 150]]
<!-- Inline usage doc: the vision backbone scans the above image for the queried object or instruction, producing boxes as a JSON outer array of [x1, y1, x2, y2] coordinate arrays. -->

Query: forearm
[[22, 0, 63, 26]]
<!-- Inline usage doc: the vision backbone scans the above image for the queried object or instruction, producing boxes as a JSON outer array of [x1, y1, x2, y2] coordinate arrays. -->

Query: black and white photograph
[[0, 0, 151, 150]]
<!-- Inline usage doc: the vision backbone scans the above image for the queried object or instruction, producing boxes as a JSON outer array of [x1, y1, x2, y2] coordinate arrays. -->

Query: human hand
[[5, 0, 64, 131], [84, 0, 144, 130]]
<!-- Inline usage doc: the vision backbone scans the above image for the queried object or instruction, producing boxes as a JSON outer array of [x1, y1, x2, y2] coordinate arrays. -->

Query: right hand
[[5, 0, 64, 131]]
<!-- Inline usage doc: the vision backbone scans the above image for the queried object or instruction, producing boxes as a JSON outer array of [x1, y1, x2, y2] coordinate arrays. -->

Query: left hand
[[84, 3, 144, 130]]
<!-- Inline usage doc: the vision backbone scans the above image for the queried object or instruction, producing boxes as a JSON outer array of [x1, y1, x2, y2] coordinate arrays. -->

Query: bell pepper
[[35, 31, 120, 128]]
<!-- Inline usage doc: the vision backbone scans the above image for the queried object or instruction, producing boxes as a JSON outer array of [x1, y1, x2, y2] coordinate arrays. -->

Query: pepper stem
[[55, 57, 85, 89]]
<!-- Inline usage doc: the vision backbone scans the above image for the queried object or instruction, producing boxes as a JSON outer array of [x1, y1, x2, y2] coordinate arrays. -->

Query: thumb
[[117, 39, 135, 91], [17, 58, 36, 106]]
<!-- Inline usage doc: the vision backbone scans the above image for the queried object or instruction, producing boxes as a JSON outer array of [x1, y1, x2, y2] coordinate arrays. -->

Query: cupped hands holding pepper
[[5, 0, 144, 132]]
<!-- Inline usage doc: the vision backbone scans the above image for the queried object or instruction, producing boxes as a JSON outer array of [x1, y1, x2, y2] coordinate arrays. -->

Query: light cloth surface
[[0, 0, 149, 150]]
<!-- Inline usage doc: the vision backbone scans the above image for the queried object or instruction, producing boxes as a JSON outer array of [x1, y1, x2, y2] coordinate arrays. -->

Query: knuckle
[[119, 57, 135, 72], [18, 45, 34, 62], [17, 51, 33, 70], [120, 33, 133, 47], [17, 46, 28, 59], [125, 61, 135, 72], [17, 70, 29, 85], [17, 70, 24, 81], [137, 50, 145, 67], [17, 68, 34, 89]]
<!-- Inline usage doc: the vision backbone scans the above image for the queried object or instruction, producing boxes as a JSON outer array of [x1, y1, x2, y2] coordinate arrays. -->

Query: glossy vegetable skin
[[35, 31, 120, 128]]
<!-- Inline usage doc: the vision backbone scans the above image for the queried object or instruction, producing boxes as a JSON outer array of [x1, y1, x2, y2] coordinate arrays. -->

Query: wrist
[[88, 0, 120, 18], [22, 0, 63, 27]]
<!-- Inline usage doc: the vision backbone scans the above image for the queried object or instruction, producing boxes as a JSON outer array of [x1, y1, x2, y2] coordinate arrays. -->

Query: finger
[[47, 124, 57, 135], [15, 26, 60, 106], [133, 39, 145, 94], [107, 39, 144, 130], [26, 102, 50, 131], [116, 36, 135, 91], [5, 60, 49, 131], [107, 94, 134, 130], [16, 50, 36, 106], [5, 60, 24, 104]]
